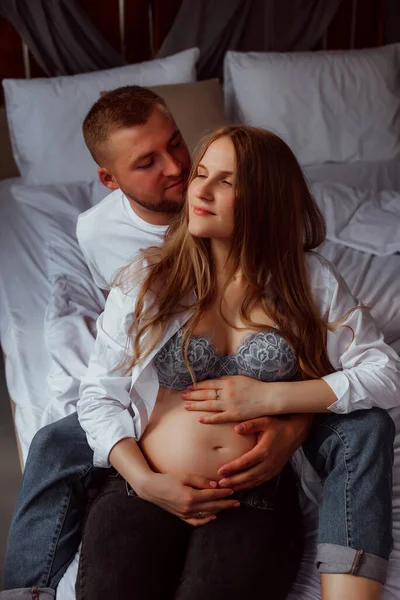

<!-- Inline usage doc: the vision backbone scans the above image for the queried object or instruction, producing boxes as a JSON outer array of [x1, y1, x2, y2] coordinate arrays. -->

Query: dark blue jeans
[[1, 408, 395, 598]]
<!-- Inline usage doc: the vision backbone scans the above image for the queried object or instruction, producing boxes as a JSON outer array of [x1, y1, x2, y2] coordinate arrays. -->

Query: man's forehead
[[109, 118, 178, 161]]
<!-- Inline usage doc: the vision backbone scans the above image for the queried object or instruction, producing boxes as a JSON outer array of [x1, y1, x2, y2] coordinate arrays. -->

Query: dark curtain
[[0, 0, 125, 76], [157, 0, 343, 80], [385, 0, 400, 43]]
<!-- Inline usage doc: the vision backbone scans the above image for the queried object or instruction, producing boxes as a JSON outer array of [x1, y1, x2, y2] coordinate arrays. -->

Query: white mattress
[[0, 160, 400, 598]]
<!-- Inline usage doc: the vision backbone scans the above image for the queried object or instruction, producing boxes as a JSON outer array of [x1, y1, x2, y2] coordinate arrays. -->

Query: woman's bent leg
[[76, 476, 191, 600], [303, 407, 395, 595], [174, 464, 303, 600]]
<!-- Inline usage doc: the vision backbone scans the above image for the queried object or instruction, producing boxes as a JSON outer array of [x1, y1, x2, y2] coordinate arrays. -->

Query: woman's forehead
[[200, 136, 236, 170]]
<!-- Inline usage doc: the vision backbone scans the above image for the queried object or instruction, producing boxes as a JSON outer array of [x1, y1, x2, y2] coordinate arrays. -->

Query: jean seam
[[319, 422, 351, 548], [41, 463, 94, 588], [39, 491, 71, 588]]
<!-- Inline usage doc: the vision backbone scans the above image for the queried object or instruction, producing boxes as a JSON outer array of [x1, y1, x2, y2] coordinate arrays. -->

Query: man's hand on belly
[[217, 414, 314, 491]]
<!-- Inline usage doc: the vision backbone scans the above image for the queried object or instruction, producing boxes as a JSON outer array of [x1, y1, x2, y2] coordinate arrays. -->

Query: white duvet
[[0, 159, 400, 598]]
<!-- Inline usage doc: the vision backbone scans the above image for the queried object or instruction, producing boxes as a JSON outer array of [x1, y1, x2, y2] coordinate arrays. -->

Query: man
[[1, 86, 312, 599]]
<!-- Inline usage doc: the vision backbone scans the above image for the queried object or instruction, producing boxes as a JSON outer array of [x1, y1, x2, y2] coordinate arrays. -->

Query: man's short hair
[[82, 85, 170, 166]]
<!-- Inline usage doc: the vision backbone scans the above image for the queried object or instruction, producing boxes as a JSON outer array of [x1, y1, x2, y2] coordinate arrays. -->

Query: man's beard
[[129, 195, 183, 214]]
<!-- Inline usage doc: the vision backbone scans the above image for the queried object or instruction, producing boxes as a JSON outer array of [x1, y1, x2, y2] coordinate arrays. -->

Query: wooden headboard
[[0, 0, 386, 100]]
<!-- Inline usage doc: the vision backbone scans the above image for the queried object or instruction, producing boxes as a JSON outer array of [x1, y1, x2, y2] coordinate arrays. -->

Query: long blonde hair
[[115, 125, 351, 380]]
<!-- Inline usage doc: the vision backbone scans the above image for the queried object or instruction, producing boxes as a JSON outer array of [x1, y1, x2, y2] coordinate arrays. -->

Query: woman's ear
[[98, 167, 120, 191]]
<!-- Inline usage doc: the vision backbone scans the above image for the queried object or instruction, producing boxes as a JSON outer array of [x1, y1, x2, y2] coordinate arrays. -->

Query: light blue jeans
[[302, 408, 395, 584], [1, 408, 395, 598]]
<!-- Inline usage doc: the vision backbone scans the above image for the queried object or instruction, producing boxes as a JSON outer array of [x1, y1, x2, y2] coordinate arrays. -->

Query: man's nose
[[163, 153, 181, 176]]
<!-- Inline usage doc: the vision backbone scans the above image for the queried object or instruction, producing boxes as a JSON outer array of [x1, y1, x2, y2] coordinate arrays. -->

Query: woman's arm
[[265, 379, 336, 414], [109, 437, 155, 493]]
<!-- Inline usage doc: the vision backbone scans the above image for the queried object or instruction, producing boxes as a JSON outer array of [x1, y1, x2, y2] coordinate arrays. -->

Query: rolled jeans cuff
[[0, 588, 55, 599], [316, 543, 388, 584]]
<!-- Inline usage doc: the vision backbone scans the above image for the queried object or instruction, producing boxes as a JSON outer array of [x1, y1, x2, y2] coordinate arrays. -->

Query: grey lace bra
[[153, 327, 298, 390]]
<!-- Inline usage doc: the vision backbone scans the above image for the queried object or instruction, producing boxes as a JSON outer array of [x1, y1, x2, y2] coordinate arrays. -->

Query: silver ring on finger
[[215, 390, 220, 400], [197, 511, 204, 519]]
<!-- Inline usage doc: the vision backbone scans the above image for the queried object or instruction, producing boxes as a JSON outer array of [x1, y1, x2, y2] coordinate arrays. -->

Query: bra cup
[[153, 329, 298, 391]]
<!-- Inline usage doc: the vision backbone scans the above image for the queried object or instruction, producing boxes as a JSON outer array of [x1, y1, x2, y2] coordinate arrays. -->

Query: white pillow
[[11, 179, 108, 214], [3, 48, 199, 185], [224, 45, 400, 165]]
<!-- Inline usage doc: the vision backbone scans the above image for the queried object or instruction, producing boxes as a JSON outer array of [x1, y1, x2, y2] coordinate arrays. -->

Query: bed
[[1, 5, 400, 599]]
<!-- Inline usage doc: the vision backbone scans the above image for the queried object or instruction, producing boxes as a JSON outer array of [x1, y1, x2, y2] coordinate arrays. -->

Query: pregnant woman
[[76, 125, 399, 600]]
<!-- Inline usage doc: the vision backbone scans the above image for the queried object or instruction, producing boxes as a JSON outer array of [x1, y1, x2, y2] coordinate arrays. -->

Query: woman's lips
[[193, 206, 215, 216]]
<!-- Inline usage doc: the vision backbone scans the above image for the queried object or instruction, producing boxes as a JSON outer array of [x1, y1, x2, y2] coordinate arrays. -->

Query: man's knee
[[350, 408, 395, 447], [319, 408, 394, 445], [304, 408, 395, 470], [27, 413, 89, 468]]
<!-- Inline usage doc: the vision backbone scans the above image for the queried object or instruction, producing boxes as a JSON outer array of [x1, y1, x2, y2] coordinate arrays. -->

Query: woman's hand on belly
[[181, 375, 278, 423], [139, 472, 240, 527]]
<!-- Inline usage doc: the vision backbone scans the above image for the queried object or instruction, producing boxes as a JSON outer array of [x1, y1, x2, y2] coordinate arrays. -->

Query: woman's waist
[[107, 463, 297, 511]]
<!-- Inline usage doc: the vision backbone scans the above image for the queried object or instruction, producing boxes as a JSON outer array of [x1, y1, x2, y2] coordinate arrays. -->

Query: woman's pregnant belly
[[139, 387, 257, 481]]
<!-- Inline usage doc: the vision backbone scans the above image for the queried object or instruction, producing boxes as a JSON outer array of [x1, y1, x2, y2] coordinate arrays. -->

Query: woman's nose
[[196, 182, 212, 202]]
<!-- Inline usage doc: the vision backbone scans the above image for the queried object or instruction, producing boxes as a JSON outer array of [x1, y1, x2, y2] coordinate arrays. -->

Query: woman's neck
[[210, 239, 243, 290]]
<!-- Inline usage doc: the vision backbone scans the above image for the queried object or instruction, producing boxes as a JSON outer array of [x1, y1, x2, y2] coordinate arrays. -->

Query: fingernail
[[184, 403, 190, 409], [209, 480, 217, 488], [236, 424, 245, 433], [198, 417, 205, 423], [187, 385, 194, 390], [218, 478, 228, 486], [233, 502, 241, 507]]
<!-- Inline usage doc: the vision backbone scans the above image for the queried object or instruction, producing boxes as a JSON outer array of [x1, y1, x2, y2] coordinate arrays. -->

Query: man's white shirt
[[76, 189, 167, 290]]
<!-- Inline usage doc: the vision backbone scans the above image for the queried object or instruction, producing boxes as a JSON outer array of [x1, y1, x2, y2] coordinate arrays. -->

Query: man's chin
[[124, 191, 184, 215], [142, 198, 183, 214]]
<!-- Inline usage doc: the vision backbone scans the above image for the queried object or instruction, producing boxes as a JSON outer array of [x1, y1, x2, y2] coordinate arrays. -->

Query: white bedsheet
[[313, 183, 400, 256]]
